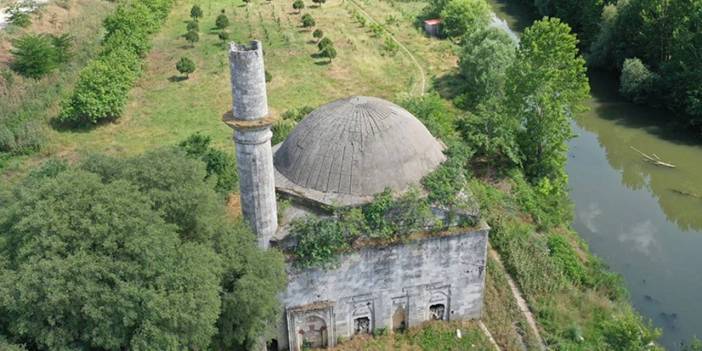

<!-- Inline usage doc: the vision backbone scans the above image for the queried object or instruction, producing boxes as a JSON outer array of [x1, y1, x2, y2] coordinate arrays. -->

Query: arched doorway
[[299, 315, 328, 349], [392, 305, 407, 332]]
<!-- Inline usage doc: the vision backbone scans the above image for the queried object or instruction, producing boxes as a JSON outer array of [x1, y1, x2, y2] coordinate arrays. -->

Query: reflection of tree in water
[[575, 73, 702, 232]]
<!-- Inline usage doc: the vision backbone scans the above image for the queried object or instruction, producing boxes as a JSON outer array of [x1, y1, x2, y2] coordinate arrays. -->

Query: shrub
[[215, 13, 229, 29], [185, 30, 200, 47], [187, 19, 199, 32], [272, 118, 296, 145], [512, 173, 572, 230], [319, 45, 336, 62], [265, 70, 272, 82], [382, 36, 399, 56], [312, 28, 323, 41], [292, 0, 305, 13], [59, 48, 141, 125], [218, 30, 230, 43], [547, 234, 587, 285], [457, 99, 520, 167], [190, 4, 203, 19], [301, 13, 315, 28], [601, 313, 663, 351], [10, 34, 58, 79], [282, 105, 314, 122], [400, 93, 457, 141], [176, 57, 196, 78], [51, 33, 73, 64], [619, 57, 657, 104], [291, 217, 352, 268], [7, 5, 31, 27], [317, 37, 333, 51], [369, 22, 384, 37]]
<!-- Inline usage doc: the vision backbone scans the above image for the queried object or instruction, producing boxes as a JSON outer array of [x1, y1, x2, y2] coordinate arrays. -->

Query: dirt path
[[346, 0, 426, 96], [489, 248, 547, 351]]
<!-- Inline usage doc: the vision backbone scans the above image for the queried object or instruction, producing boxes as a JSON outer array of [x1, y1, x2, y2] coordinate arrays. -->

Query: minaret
[[226, 40, 277, 249]]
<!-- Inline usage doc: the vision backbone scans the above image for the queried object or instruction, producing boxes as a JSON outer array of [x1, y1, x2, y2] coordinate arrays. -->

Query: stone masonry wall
[[276, 226, 489, 351]]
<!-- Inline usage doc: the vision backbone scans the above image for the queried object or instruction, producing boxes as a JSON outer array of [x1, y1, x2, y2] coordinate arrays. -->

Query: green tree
[[7, 5, 31, 27], [458, 27, 516, 108], [185, 29, 200, 47], [187, 19, 200, 32], [50, 33, 73, 64], [313, 28, 324, 42], [216, 13, 230, 29], [320, 45, 337, 63], [312, 0, 326, 6], [301, 13, 315, 28], [10, 34, 57, 78], [58, 48, 141, 124], [317, 36, 333, 51], [178, 133, 238, 195], [191, 4, 203, 19], [619, 57, 657, 104], [505, 18, 589, 182], [440, 0, 491, 38], [293, 0, 305, 13], [176, 57, 196, 78], [0, 170, 223, 350]]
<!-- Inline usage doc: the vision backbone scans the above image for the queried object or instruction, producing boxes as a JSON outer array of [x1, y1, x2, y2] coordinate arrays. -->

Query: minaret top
[[228, 40, 269, 122]]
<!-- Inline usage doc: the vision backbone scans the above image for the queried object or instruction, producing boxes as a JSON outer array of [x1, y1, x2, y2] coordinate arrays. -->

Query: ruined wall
[[277, 225, 489, 351]]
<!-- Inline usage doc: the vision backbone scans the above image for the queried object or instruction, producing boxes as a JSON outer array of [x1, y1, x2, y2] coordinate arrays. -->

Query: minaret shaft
[[228, 40, 277, 249]]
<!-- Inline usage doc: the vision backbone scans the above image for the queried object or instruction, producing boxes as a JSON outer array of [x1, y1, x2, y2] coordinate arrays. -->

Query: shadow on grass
[[49, 115, 117, 134], [168, 75, 188, 82], [314, 60, 331, 66]]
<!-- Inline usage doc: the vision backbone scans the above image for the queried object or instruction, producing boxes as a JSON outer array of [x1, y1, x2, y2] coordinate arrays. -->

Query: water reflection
[[577, 70, 702, 232]]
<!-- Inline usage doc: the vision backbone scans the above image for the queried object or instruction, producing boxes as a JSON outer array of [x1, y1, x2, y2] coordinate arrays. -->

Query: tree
[[313, 28, 324, 42], [320, 45, 337, 63], [0, 150, 286, 351], [458, 27, 516, 108], [10, 34, 57, 78], [50, 33, 73, 64], [176, 57, 196, 78], [317, 37, 333, 51], [293, 0, 305, 13], [619, 57, 657, 104], [190, 4, 203, 19], [7, 4, 31, 27], [218, 30, 231, 43], [0, 168, 223, 350], [216, 13, 230, 29], [187, 19, 199, 32], [301, 13, 315, 28], [58, 48, 141, 125], [185, 29, 200, 47], [505, 18, 589, 182], [178, 133, 238, 194], [440, 0, 491, 38], [312, 0, 326, 6]]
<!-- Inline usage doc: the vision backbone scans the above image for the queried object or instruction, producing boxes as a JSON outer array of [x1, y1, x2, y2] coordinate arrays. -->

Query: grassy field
[[0, 0, 456, 182]]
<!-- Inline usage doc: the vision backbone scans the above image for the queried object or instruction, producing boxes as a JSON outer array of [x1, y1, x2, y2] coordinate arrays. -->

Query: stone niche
[[286, 302, 335, 350]]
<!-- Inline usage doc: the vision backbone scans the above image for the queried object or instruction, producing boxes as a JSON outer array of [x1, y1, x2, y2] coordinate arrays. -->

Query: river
[[489, 1, 702, 349]]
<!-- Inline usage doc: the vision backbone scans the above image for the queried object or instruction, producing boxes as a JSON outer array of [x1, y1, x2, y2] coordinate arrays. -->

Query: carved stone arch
[[391, 295, 409, 332], [427, 288, 450, 321], [349, 300, 374, 336]]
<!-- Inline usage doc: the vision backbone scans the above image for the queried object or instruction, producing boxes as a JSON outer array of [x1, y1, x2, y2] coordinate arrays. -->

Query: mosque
[[226, 40, 489, 351]]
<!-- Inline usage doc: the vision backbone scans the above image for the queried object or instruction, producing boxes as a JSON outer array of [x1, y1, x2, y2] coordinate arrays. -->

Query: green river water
[[489, 1, 702, 349]]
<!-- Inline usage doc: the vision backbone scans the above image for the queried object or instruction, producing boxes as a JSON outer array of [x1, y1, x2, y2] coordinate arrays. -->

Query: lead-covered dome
[[273, 96, 446, 206]]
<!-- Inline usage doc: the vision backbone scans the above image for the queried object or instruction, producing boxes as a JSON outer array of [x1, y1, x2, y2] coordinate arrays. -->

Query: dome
[[273, 96, 446, 206]]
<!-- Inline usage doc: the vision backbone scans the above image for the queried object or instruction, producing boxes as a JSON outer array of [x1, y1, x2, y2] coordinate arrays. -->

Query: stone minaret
[[226, 40, 277, 249]]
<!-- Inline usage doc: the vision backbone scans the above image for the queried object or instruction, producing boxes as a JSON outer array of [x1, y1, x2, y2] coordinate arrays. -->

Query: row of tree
[[58, 0, 175, 125], [519, 0, 702, 135]]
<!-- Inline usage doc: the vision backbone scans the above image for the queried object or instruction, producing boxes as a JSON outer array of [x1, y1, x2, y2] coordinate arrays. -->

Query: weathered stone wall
[[276, 226, 489, 351]]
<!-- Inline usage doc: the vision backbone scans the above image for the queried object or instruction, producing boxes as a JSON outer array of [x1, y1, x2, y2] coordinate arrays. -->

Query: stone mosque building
[[226, 41, 489, 351]]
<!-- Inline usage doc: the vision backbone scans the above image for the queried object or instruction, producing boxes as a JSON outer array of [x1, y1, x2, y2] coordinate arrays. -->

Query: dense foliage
[[439, 0, 491, 38], [519, 0, 702, 136], [59, 0, 176, 125], [10, 34, 72, 79], [0, 150, 284, 350], [178, 133, 238, 195]]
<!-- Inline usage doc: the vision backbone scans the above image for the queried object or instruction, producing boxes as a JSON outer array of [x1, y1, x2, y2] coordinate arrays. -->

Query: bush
[[317, 37, 333, 51], [601, 313, 663, 351], [265, 70, 272, 82], [282, 106, 314, 122], [10, 34, 58, 79], [301, 13, 315, 28], [401, 93, 457, 141], [512, 173, 572, 230], [185, 29, 200, 46], [190, 4, 203, 19], [312, 28, 323, 41], [547, 234, 587, 285], [59, 48, 141, 125], [7, 5, 31, 27], [216, 13, 229, 29], [619, 57, 657, 104], [187, 19, 200, 32], [176, 57, 196, 78]]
